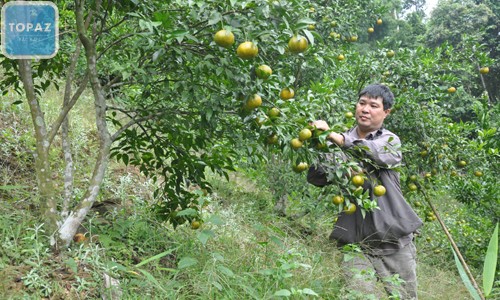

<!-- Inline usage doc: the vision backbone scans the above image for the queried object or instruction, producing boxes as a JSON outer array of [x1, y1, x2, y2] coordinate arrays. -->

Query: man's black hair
[[358, 83, 395, 110]]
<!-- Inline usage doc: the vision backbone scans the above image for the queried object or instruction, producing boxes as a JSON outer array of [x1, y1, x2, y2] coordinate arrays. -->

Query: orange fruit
[[268, 107, 280, 118], [474, 170, 483, 177], [373, 185, 386, 197], [191, 220, 201, 229], [280, 87, 295, 100], [368, 27, 374, 33], [337, 54, 345, 61], [345, 112, 354, 119], [457, 160, 467, 167], [408, 183, 418, 191], [73, 233, 86, 243], [332, 195, 345, 205], [298, 128, 312, 141], [245, 94, 262, 109], [447, 87, 456, 93], [236, 41, 258, 59], [479, 67, 489, 74], [349, 36, 358, 42], [343, 203, 357, 215], [256, 64, 272, 79], [267, 134, 279, 145], [351, 175, 364, 187], [386, 50, 395, 58], [288, 35, 308, 53], [290, 138, 303, 149], [293, 162, 309, 173], [214, 29, 235, 48], [376, 19, 383, 25]]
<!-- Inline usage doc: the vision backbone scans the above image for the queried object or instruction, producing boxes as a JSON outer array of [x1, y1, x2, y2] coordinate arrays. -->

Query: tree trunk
[[17, 60, 59, 237], [58, 0, 111, 247]]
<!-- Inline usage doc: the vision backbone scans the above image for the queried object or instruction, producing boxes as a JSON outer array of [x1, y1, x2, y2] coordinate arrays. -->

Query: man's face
[[355, 95, 391, 133]]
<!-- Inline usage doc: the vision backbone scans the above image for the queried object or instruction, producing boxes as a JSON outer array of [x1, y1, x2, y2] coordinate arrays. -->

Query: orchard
[[0, 0, 498, 298]]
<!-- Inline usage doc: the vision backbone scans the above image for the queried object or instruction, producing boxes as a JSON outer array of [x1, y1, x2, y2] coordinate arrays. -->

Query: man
[[308, 83, 423, 299]]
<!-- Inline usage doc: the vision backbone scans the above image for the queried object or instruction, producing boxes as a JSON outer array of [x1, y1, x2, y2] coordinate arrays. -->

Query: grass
[[0, 170, 474, 299]]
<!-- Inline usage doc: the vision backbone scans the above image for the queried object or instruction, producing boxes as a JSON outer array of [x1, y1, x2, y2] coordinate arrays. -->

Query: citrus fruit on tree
[[349, 36, 358, 42], [298, 128, 312, 141], [345, 112, 354, 119], [293, 162, 309, 173], [214, 29, 235, 48], [280, 87, 295, 100], [337, 54, 345, 61], [290, 138, 303, 149], [351, 175, 364, 187], [457, 160, 467, 167], [268, 107, 280, 118], [307, 24, 315, 30], [256, 64, 272, 79], [479, 67, 489, 74], [236, 41, 258, 59], [408, 183, 418, 191], [474, 170, 483, 177], [344, 203, 357, 215], [245, 94, 262, 109], [373, 185, 386, 197], [367, 27, 374, 33], [409, 175, 418, 182], [376, 18, 383, 25], [288, 35, 308, 53], [386, 50, 395, 58], [447, 87, 456, 93], [267, 134, 279, 145], [332, 195, 345, 205]]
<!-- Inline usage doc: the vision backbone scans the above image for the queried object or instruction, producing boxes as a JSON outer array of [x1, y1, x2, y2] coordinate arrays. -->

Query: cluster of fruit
[[330, 174, 387, 216]]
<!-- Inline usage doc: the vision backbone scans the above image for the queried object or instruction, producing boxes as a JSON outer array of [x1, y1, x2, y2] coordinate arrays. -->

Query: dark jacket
[[308, 127, 423, 255]]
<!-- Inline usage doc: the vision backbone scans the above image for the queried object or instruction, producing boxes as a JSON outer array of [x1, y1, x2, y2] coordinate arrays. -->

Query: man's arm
[[342, 131, 402, 168]]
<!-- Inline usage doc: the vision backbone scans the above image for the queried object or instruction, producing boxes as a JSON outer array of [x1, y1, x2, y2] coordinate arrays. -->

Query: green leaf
[[64, 258, 78, 274], [483, 222, 498, 297], [212, 280, 223, 291], [137, 268, 167, 293], [274, 289, 291, 297], [301, 288, 318, 296], [197, 229, 215, 245], [207, 214, 224, 225], [451, 247, 481, 300], [176, 208, 197, 217], [207, 12, 222, 26], [0, 185, 29, 190], [135, 247, 178, 267], [216, 265, 234, 277], [178, 257, 198, 269], [302, 29, 314, 46]]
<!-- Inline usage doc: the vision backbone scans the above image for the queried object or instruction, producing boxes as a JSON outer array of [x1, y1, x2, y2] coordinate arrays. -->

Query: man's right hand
[[310, 120, 330, 131]]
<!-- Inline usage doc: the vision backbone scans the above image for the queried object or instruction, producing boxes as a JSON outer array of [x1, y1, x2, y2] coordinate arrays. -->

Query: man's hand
[[310, 120, 330, 131], [310, 120, 345, 146]]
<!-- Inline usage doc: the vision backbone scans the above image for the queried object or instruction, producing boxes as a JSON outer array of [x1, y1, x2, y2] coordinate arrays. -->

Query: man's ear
[[384, 109, 391, 117]]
